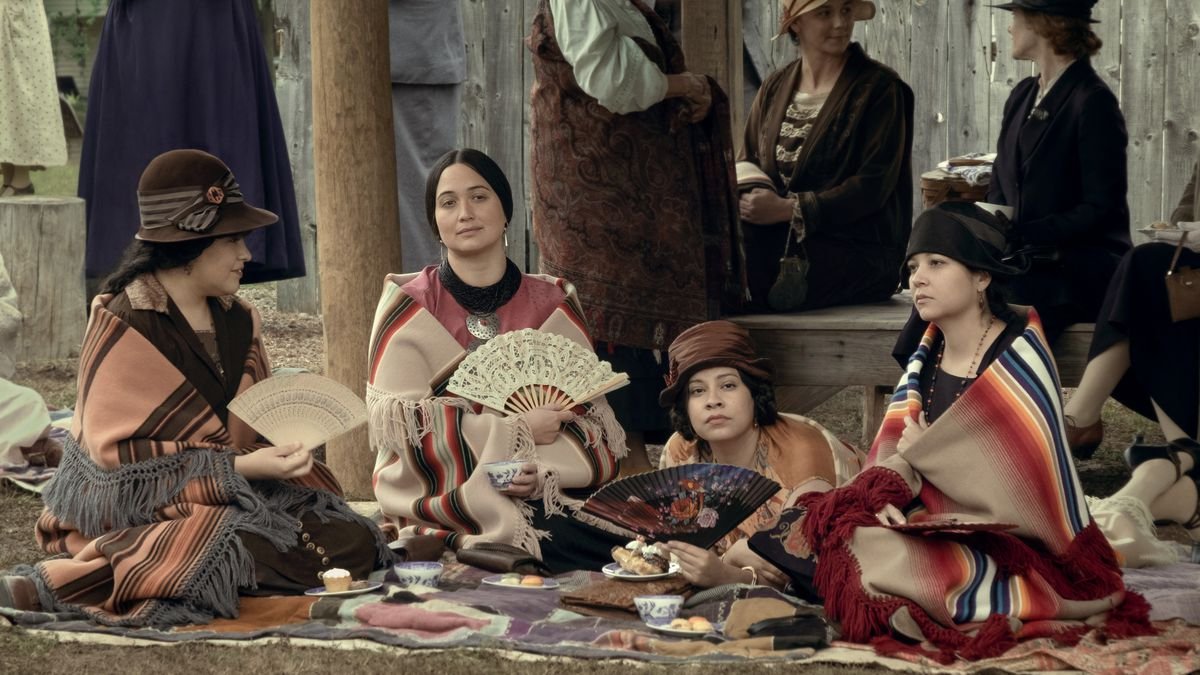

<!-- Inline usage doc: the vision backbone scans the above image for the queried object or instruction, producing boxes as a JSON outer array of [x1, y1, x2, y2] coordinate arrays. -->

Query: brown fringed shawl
[[527, 0, 743, 350], [368, 272, 627, 557], [750, 311, 1153, 662], [30, 277, 388, 627]]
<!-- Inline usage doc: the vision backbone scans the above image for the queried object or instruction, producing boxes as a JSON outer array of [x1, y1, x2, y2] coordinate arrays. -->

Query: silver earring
[[504, 228, 509, 249]]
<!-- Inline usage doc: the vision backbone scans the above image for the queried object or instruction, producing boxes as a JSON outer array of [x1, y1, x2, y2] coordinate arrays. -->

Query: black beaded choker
[[438, 259, 522, 315]]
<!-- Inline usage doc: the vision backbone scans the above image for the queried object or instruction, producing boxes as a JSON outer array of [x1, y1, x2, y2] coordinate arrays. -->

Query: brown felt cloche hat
[[659, 320, 774, 408], [135, 149, 277, 243]]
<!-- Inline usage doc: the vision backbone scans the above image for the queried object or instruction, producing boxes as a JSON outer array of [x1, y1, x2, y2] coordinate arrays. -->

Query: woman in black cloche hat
[[986, 0, 1131, 349]]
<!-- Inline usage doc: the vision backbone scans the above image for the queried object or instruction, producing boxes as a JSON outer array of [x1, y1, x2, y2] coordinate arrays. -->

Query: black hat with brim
[[990, 0, 1099, 23]]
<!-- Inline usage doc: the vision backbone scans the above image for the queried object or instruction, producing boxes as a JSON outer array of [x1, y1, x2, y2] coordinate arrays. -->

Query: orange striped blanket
[[751, 309, 1154, 661], [28, 292, 387, 627]]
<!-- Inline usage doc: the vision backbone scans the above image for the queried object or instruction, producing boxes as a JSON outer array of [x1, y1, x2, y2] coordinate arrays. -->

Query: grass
[[31, 165, 78, 198]]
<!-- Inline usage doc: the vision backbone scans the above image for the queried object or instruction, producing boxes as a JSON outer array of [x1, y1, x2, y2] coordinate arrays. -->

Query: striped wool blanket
[[28, 291, 387, 627], [751, 309, 1154, 661], [367, 272, 626, 557]]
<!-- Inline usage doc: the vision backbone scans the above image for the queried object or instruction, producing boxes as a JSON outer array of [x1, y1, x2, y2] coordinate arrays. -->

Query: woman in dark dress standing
[[79, 0, 305, 285], [987, 0, 1130, 343]]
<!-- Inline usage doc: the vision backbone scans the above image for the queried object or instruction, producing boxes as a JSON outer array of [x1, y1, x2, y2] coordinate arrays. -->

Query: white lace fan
[[447, 328, 629, 415], [228, 373, 367, 451]]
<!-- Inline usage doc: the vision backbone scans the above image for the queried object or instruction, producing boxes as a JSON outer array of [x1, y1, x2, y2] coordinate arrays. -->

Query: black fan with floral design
[[581, 464, 781, 550]]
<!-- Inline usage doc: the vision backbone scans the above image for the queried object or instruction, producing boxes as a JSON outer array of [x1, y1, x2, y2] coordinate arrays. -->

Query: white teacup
[[393, 561, 444, 587], [482, 460, 526, 490], [974, 201, 1014, 219], [634, 594, 684, 625]]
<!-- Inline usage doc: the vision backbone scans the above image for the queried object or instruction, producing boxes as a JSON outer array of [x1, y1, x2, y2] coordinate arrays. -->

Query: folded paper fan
[[446, 328, 629, 414], [580, 464, 781, 550], [227, 373, 367, 451]]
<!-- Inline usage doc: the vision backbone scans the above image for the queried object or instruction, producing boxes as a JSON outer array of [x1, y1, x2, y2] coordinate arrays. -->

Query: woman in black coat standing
[[988, 0, 1131, 343]]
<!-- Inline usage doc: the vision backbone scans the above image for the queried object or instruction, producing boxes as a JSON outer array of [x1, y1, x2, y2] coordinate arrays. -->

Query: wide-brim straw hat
[[135, 149, 277, 243], [776, 0, 877, 38]]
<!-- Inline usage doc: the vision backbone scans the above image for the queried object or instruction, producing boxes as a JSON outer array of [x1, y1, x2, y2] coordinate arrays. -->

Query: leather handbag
[[389, 534, 447, 563], [455, 541, 552, 576], [1167, 231, 1200, 323]]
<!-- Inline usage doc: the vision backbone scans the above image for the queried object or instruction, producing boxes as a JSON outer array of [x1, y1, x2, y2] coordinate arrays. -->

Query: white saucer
[[601, 562, 680, 581], [303, 580, 383, 597], [645, 620, 723, 638], [481, 574, 560, 590]]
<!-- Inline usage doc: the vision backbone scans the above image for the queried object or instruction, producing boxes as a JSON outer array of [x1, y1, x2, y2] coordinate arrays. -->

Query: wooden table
[[730, 294, 1094, 440]]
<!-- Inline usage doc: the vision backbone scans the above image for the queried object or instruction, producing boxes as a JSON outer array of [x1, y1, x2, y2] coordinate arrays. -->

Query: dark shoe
[[0, 576, 41, 611], [1169, 437, 1200, 479], [0, 183, 33, 197], [1064, 415, 1103, 459], [1124, 435, 1183, 481]]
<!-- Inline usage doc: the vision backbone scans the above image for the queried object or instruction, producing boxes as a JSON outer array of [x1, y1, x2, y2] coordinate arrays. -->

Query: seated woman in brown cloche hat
[[0, 149, 389, 625], [656, 320, 865, 589], [745, 202, 1154, 659]]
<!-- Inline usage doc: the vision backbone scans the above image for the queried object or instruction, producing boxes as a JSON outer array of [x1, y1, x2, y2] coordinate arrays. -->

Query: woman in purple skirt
[[79, 0, 305, 285]]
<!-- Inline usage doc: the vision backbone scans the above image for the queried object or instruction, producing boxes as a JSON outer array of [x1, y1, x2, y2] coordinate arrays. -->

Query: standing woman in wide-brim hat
[[0, 149, 390, 626], [987, 0, 1131, 347], [745, 202, 1155, 659], [736, 0, 914, 313]]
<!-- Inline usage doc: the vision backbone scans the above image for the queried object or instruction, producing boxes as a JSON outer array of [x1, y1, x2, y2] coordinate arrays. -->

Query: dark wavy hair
[[1022, 10, 1102, 59], [668, 370, 778, 459], [100, 238, 216, 295]]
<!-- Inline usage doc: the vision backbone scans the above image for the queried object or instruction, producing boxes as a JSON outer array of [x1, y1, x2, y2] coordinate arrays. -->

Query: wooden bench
[[730, 294, 1093, 441]]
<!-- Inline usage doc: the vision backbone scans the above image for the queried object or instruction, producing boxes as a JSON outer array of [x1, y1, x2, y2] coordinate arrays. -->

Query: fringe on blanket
[[365, 385, 476, 454]]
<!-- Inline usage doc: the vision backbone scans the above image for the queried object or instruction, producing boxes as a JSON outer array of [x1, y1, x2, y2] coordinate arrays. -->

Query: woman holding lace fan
[[367, 148, 628, 573], [656, 320, 864, 589], [746, 202, 1153, 660], [0, 149, 389, 625]]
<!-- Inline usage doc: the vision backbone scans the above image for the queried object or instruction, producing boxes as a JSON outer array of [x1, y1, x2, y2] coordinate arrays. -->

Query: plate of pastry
[[303, 580, 383, 597], [481, 573, 560, 590], [601, 562, 681, 581], [646, 617, 723, 638], [604, 537, 680, 580]]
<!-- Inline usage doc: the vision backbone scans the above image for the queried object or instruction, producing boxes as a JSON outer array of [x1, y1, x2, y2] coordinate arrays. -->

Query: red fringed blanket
[[751, 310, 1154, 662]]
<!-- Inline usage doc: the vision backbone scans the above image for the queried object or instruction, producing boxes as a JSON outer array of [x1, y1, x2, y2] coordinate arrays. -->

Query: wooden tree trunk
[[0, 196, 87, 362], [311, 3, 402, 498]]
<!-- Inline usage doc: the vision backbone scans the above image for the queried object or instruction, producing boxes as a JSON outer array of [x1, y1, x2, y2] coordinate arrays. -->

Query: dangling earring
[[439, 241, 446, 264], [977, 289, 985, 313], [504, 226, 509, 249]]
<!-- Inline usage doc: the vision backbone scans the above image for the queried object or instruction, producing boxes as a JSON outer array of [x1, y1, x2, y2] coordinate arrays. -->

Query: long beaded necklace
[[925, 316, 995, 422]]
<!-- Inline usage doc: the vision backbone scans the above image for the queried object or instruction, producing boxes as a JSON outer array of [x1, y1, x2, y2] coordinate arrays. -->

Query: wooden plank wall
[[459, 0, 539, 272], [744, 0, 1200, 234], [450, 0, 1199, 279]]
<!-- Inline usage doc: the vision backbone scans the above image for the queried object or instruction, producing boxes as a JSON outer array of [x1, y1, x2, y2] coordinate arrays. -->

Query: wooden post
[[311, 2, 402, 498], [0, 196, 86, 361], [680, 0, 744, 146], [276, 1, 321, 314]]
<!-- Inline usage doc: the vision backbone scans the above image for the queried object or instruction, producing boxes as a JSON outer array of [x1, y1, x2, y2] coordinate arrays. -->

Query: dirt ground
[[1, 282, 1181, 672]]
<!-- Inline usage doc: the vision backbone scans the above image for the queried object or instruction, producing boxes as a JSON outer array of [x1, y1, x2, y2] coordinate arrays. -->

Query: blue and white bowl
[[634, 594, 684, 625], [482, 460, 526, 490], [393, 561, 444, 587]]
